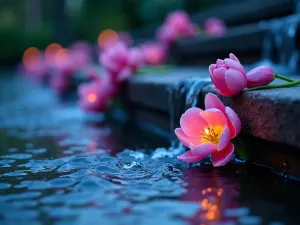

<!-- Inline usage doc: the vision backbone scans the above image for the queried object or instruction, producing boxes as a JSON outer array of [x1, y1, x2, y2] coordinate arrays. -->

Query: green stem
[[275, 74, 294, 82], [247, 80, 300, 91]]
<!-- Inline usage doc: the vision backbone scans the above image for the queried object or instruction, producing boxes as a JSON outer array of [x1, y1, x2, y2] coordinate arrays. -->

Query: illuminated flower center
[[87, 93, 97, 103], [201, 127, 219, 144]]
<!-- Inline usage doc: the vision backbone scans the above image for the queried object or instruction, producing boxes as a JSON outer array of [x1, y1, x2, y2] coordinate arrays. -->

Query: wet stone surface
[[0, 76, 300, 225]]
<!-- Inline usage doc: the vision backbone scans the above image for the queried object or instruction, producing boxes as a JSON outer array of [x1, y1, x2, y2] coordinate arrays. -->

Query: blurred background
[[0, 0, 231, 66]]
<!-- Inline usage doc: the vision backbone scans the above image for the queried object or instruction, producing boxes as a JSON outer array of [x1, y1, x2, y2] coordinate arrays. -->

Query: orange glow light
[[45, 43, 62, 64], [98, 29, 119, 50], [54, 48, 70, 66], [23, 47, 42, 71], [87, 93, 97, 103]]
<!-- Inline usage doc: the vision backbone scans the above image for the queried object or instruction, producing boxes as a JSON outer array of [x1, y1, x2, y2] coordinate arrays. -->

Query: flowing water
[[1, 75, 300, 225], [257, 14, 300, 74]]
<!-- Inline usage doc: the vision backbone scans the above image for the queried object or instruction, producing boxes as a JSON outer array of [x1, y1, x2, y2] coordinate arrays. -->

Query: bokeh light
[[22, 47, 43, 71], [45, 43, 62, 65], [98, 29, 119, 50], [54, 48, 71, 67], [87, 93, 97, 103]]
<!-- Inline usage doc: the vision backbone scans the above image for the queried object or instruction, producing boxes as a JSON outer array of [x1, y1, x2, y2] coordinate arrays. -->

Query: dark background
[[0, 0, 234, 65]]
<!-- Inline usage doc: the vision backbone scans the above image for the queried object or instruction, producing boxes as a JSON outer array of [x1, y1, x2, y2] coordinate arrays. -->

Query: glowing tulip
[[204, 18, 226, 36], [209, 53, 247, 96], [176, 94, 241, 166], [141, 42, 167, 65], [99, 43, 143, 82], [83, 67, 119, 97], [78, 78, 113, 112], [246, 66, 275, 88], [204, 93, 241, 137]]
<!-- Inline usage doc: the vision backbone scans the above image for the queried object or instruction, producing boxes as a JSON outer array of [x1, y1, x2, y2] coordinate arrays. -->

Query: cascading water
[[163, 75, 210, 158], [259, 13, 300, 74]]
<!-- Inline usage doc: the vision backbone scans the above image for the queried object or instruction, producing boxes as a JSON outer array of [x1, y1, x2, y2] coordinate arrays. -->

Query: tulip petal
[[211, 142, 234, 167], [199, 109, 227, 128], [177, 150, 204, 163], [175, 128, 202, 148], [225, 106, 241, 137], [217, 125, 230, 151], [209, 64, 217, 76], [225, 69, 247, 95], [100, 53, 119, 73], [204, 93, 225, 113], [180, 107, 208, 137], [229, 53, 240, 63], [118, 67, 132, 82], [214, 86, 232, 97], [246, 66, 275, 88], [224, 58, 246, 75], [191, 142, 216, 157], [212, 67, 231, 93]]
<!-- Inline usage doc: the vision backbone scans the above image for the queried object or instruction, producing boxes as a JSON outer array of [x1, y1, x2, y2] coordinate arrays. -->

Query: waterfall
[[260, 15, 300, 74], [167, 76, 210, 151]]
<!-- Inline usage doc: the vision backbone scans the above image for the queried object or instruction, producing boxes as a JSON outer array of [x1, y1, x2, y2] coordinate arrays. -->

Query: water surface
[[0, 75, 299, 225]]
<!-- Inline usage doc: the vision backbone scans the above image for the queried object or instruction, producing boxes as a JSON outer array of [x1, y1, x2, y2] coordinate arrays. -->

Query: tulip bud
[[246, 66, 275, 88]]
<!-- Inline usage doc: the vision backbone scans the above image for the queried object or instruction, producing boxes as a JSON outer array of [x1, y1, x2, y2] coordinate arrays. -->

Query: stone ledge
[[191, 0, 294, 27], [127, 68, 300, 149], [130, 0, 294, 41], [171, 23, 264, 65]]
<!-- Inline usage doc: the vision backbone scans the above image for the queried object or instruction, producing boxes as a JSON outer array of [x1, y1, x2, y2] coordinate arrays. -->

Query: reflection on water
[[0, 76, 300, 225]]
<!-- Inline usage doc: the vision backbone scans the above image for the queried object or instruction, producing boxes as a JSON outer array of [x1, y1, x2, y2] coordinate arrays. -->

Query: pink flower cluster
[[78, 75, 113, 112], [204, 18, 227, 36], [209, 53, 275, 96], [176, 93, 241, 166], [157, 10, 198, 46], [99, 43, 143, 83]]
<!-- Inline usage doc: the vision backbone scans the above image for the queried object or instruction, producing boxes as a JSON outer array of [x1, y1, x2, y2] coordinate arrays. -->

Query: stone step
[[171, 14, 300, 69], [170, 23, 264, 65], [124, 68, 300, 177], [131, 0, 295, 41]]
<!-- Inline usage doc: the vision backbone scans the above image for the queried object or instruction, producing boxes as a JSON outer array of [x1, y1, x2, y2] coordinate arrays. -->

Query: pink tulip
[[100, 43, 143, 82], [204, 93, 241, 138], [204, 18, 226, 36], [209, 53, 247, 96], [78, 78, 112, 112], [70, 41, 92, 71], [176, 93, 241, 167], [71, 50, 92, 71], [141, 42, 167, 65], [246, 66, 275, 88], [83, 67, 120, 97], [157, 10, 197, 46]]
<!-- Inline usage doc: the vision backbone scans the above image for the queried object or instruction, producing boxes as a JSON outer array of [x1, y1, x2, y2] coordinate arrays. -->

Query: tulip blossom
[[100, 43, 143, 82], [204, 93, 241, 138], [78, 78, 112, 112], [176, 93, 241, 167], [70, 41, 92, 71], [157, 10, 197, 46], [83, 67, 119, 97], [209, 53, 247, 96], [204, 18, 226, 36], [141, 42, 167, 65], [246, 66, 275, 88]]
